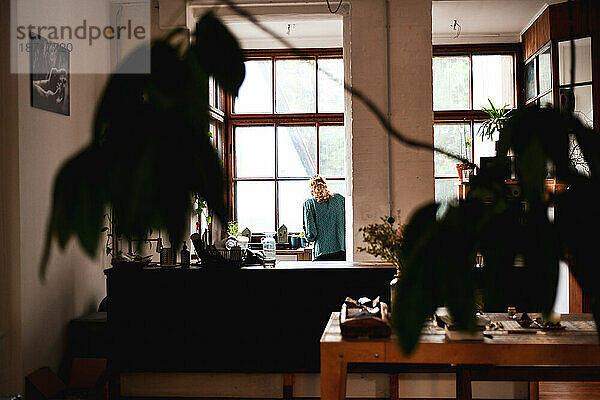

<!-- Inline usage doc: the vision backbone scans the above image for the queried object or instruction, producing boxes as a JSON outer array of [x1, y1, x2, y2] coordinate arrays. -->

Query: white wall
[[1, 1, 110, 390], [17, 71, 108, 377], [349, 0, 434, 260]]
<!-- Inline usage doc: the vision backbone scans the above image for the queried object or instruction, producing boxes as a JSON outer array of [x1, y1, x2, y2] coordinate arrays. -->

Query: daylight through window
[[230, 50, 345, 233], [433, 46, 518, 209]]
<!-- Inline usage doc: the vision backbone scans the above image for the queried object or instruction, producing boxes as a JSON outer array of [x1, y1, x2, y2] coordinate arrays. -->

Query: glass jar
[[261, 232, 276, 266], [507, 306, 517, 318]]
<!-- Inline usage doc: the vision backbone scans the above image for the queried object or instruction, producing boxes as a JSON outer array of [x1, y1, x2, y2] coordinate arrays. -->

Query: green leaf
[[193, 12, 246, 97], [391, 203, 441, 354]]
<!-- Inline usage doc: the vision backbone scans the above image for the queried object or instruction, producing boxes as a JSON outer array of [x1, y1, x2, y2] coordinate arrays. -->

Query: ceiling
[[432, 0, 564, 44], [211, 0, 566, 48], [221, 16, 343, 49]]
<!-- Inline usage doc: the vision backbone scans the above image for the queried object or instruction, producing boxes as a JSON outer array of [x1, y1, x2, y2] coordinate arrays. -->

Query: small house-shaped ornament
[[241, 227, 251, 240], [277, 224, 288, 244]]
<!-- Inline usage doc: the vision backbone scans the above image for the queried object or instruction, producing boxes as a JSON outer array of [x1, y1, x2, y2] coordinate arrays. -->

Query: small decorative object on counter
[[299, 231, 307, 248], [289, 234, 301, 250], [507, 306, 517, 318], [180, 242, 190, 267], [262, 232, 276, 267], [277, 224, 288, 244], [241, 227, 251, 239], [516, 312, 533, 327]]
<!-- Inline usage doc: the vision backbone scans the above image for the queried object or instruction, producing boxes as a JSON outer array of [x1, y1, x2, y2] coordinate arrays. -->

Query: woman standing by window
[[303, 175, 346, 261]]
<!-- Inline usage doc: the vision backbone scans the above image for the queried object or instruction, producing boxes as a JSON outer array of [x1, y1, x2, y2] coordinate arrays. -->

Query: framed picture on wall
[[30, 34, 70, 116]]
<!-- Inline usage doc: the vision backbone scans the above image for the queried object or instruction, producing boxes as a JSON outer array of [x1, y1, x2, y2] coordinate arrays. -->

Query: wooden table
[[320, 312, 600, 400]]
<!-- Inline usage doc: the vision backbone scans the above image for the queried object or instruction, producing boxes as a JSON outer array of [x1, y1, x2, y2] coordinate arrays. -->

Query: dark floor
[[540, 382, 600, 399]]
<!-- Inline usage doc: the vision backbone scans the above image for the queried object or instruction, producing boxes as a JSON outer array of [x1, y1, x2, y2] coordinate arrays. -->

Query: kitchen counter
[[104, 262, 396, 373]]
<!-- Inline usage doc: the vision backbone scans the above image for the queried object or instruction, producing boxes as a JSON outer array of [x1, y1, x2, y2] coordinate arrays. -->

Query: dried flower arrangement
[[358, 215, 407, 274]]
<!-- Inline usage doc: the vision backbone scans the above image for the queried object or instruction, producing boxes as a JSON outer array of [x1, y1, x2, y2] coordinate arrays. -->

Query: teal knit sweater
[[303, 193, 345, 259]]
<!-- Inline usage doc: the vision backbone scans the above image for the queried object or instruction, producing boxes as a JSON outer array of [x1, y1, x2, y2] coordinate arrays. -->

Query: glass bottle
[[262, 232, 276, 267], [180, 241, 190, 267]]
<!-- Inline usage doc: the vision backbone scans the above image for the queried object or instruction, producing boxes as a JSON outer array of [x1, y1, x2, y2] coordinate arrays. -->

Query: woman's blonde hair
[[310, 175, 334, 203]]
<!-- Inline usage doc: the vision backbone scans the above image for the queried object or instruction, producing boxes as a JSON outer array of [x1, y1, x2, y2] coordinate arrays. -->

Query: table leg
[[456, 367, 472, 400], [529, 381, 539, 400], [389, 374, 399, 400], [283, 373, 294, 400], [321, 352, 348, 400]]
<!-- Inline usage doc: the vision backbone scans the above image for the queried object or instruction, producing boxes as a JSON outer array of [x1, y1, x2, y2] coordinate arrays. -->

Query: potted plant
[[289, 234, 302, 250], [299, 232, 307, 248], [39, 13, 245, 274], [478, 99, 512, 151]]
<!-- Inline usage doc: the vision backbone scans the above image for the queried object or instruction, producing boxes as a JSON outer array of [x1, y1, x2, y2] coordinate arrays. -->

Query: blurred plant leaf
[[193, 12, 246, 97], [395, 106, 600, 355], [40, 12, 243, 276]]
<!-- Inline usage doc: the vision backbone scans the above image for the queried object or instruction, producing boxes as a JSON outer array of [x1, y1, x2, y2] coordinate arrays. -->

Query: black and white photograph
[[30, 34, 70, 116]]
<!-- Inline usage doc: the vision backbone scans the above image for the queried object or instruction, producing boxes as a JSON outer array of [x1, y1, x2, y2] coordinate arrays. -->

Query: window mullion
[[274, 123, 279, 232], [272, 56, 276, 115], [469, 52, 474, 110], [316, 122, 320, 175], [315, 56, 319, 114]]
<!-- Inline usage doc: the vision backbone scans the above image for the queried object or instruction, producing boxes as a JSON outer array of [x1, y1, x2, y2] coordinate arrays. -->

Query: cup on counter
[[290, 236, 301, 249]]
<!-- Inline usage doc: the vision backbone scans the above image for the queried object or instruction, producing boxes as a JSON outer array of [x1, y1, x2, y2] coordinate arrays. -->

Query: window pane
[[234, 60, 272, 114], [525, 60, 537, 101], [434, 124, 470, 177], [435, 179, 458, 218], [569, 135, 590, 176], [277, 126, 317, 178], [538, 48, 552, 94], [319, 125, 345, 177], [568, 85, 594, 129], [208, 76, 215, 108], [473, 122, 496, 167], [473, 55, 514, 109], [559, 37, 592, 85], [540, 91, 553, 108], [216, 82, 223, 111], [276, 59, 316, 113], [278, 180, 311, 232], [433, 56, 470, 110], [318, 58, 344, 113], [236, 181, 275, 233], [326, 179, 346, 197], [209, 121, 216, 148], [235, 126, 275, 178]]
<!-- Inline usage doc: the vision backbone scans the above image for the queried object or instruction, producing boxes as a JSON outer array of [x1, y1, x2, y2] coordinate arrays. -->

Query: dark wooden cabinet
[[523, 8, 551, 62], [520, 0, 599, 312]]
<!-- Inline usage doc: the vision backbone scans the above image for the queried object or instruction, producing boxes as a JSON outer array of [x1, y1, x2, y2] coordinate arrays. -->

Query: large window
[[433, 45, 518, 208], [230, 50, 345, 233]]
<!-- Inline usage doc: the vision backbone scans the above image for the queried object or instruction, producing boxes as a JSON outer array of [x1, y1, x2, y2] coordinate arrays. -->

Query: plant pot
[[290, 236, 301, 249], [301, 238, 307, 248]]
